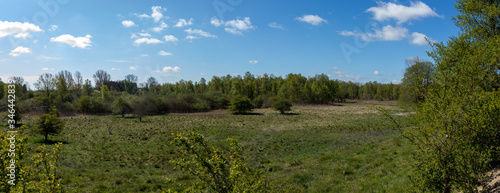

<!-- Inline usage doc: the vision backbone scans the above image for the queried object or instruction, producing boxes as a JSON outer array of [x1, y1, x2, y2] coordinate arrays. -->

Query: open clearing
[[19, 101, 413, 192]]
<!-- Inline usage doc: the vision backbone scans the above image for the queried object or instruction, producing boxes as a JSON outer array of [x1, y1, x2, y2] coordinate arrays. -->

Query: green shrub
[[0, 128, 64, 192], [165, 132, 294, 193], [272, 97, 292, 114], [113, 97, 132, 117], [200, 91, 229, 110], [77, 96, 110, 114], [228, 95, 253, 114], [36, 107, 64, 141], [131, 95, 163, 122]]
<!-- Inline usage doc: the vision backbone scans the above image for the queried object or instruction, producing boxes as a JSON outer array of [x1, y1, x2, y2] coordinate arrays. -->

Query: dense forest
[[0, 68, 417, 116]]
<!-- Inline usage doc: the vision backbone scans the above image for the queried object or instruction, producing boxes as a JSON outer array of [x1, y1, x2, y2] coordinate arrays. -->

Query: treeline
[[0, 71, 404, 116]]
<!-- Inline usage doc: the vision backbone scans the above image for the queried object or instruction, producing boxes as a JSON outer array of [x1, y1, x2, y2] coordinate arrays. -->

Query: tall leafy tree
[[399, 58, 435, 105], [93, 70, 111, 90], [34, 73, 56, 112], [402, 1, 500, 192]]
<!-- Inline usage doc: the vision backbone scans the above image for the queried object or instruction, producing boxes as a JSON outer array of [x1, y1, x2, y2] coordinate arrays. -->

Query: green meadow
[[18, 101, 413, 192]]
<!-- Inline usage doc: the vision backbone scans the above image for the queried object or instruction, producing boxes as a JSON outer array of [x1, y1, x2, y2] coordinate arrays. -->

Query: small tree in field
[[272, 97, 292, 114], [113, 97, 131, 117], [228, 95, 253, 114], [37, 107, 64, 141]]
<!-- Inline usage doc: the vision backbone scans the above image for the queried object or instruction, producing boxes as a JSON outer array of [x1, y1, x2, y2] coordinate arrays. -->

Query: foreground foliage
[[0, 127, 64, 192], [398, 0, 500, 192], [164, 131, 294, 192]]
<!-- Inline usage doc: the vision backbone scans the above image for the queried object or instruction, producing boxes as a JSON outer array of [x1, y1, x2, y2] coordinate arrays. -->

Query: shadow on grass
[[33, 138, 69, 145], [232, 112, 264, 116]]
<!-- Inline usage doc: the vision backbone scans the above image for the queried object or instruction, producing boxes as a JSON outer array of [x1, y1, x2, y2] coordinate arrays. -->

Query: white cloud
[[38, 55, 62, 61], [111, 68, 121, 71], [185, 28, 217, 38], [130, 66, 138, 70], [295, 15, 327, 25], [140, 54, 148, 57], [134, 38, 163, 45], [269, 22, 284, 29], [49, 25, 58, 31], [0, 21, 43, 39], [249, 60, 258, 64], [339, 31, 357, 36], [151, 6, 166, 23], [139, 32, 151, 37], [410, 32, 435, 46], [339, 25, 408, 41], [122, 20, 136, 27], [9, 46, 31, 57], [158, 51, 173, 56], [14, 33, 29, 39], [137, 14, 150, 19], [224, 17, 255, 35], [50, 34, 92, 49], [155, 66, 181, 73], [210, 17, 255, 35], [210, 18, 224, 27], [135, 6, 167, 22], [374, 71, 381, 75], [151, 22, 168, 32], [42, 68, 49, 71], [164, 35, 179, 42], [366, 1, 440, 24], [131, 33, 138, 38], [174, 18, 193, 27], [186, 35, 197, 40], [332, 67, 346, 74], [33, 40, 38, 43]]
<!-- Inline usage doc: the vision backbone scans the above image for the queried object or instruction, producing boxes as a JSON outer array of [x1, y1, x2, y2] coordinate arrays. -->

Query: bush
[[165, 132, 295, 192], [252, 95, 265, 109], [0, 128, 64, 192], [228, 95, 253, 113], [77, 96, 110, 114], [272, 97, 292, 114], [113, 97, 132, 117], [200, 91, 229, 110], [36, 107, 64, 141], [131, 95, 163, 122], [164, 95, 192, 113]]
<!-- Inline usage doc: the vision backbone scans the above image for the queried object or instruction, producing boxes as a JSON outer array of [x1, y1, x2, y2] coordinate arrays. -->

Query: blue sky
[[0, 0, 459, 87]]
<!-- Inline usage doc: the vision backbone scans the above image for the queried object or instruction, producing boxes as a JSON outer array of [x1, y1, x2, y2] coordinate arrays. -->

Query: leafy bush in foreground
[[164, 131, 296, 193], [0, 127, 64, 192]]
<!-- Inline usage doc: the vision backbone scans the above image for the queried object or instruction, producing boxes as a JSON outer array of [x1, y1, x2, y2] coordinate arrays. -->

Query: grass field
[[18, 101, 414, 192]]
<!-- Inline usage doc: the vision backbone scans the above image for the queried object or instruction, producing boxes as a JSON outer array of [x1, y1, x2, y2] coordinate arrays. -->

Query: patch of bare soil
[[392, 112, 416, 116], [479, 168, 500, 192]]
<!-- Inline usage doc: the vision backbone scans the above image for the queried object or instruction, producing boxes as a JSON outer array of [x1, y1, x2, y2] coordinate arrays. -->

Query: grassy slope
[[19, 101, 413, 192]]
